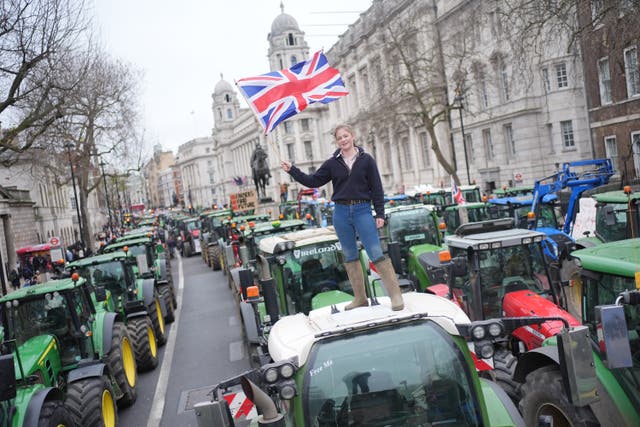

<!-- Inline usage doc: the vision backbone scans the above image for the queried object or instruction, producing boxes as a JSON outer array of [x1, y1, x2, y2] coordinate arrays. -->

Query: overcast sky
[[92, 0, 372, 154]]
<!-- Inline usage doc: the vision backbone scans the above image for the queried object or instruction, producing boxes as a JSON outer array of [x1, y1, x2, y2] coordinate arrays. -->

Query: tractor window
[[305, 321, 481, 426], [595, 203, 629, 243], [388, 209, 438, 249], [537, 205, 559, 229], [82, 262, 125, 296], [582, 273, 640, 407], [283, 242, 350, 314]]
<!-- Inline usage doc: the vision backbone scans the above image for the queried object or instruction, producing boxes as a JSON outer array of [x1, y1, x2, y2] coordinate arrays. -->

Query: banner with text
[[230, 190, 257, 212]]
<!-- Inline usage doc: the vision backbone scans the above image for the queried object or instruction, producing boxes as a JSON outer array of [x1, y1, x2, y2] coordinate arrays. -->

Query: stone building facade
[[175, 136, 216, 209], [143, 145, 175, 208]]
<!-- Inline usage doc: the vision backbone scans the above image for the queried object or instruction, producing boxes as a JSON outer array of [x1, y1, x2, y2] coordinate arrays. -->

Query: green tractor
[[104, 236, 177, 323], [200, 209, 233, 270], [193, 293, 545, 426], [0, 276, 138, 426], [234, 226, 384, 366], [512, 238, 640, 426], [68, 251, 166, 369], [0, 325, 73, 427], [576, 187, 640, 247], [379, 204, 445, 291]]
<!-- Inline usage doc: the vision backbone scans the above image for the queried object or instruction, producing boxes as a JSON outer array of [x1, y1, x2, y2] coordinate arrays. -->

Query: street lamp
[[65, 143, 85, 249], [453, 89, 471, 185], [99, 159, 113, 231]]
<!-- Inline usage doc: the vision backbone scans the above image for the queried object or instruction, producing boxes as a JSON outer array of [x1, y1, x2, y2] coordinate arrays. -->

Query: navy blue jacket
[[287, 146, 385, 218]]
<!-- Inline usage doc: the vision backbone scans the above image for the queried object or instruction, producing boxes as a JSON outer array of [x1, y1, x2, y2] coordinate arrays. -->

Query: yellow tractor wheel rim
[[102, 389, 116, 427], [148, 325, 157, 357], [121, 336, 136, 387], [156, 299, 165, 334]]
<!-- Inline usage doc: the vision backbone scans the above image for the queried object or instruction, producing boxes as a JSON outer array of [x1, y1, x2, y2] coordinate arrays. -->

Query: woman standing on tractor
[[281, 124, 404, 311]]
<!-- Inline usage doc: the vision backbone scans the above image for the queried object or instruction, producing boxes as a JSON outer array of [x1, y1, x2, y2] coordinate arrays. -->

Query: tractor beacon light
[[438, 222, 447, 231], [246, 286, 260, 300], [249, 221, 256, 228], [439, 251, 452, 263], [624, 185, 633, 195], [123, 246, 129, 253], [279, 213, 284, 220], [305, 213, 312, 220], [240, 225, 246, 231], [71, 272, 80, 282]]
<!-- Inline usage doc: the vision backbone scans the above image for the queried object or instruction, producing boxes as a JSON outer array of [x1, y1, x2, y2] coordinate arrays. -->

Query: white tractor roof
[[258, 226, 337, 254], [267, 292, 471, 366], [445, 227, 546, 249]]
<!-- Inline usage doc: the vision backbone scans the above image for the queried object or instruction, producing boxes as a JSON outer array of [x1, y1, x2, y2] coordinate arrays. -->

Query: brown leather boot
[[344, 260, 368, 310], [374, 257, 404, 311]]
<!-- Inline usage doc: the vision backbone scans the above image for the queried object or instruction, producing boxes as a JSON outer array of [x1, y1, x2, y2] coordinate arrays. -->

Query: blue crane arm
[[530, 159, 614, 232]]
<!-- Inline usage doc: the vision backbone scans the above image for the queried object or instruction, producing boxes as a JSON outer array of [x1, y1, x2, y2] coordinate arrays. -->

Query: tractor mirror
[[557, 326, 598, 407], [94, 286, 107, 302], [595, 304, 633, 369], [602, 205, 616, 226], [451, 256, 468, 277], [0, 354, 17, 400]]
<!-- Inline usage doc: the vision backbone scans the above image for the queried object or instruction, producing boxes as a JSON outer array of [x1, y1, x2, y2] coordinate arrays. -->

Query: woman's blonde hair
[[333, 124, 355, 139]]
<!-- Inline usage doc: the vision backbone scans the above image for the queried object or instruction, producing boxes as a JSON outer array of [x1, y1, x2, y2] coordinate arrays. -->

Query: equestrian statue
[[251, 142, 271, 199]]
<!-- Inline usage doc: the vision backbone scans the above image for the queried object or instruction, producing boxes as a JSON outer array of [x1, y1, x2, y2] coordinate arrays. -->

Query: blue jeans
[[333, 203, 383, 263]]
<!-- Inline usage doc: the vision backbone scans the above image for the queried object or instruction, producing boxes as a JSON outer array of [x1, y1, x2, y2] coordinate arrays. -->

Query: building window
[[504, 124, 515, 155], [500, 62, 510, 101], [360, 66, 370, 98], [477, 78, 489, 108], [560, 120, 575, 148], [542, 67, 550, 92], [632, 132, 640, 177], [591, 0, 604, 24], [209, 173, 215, 184], [287, 33, 295, 46], [283, 121, 293, 135], [420, 132, 430, 165], [483, 129, 494, 160], [598, 57, 612, 104], [226, 109, 233, 119], [402, 137, 412, 169], [604, 136, 619, 172], [225, 94, 231, 102], [304, 140, 312, 159], [291, 55, 298, 66], [286, 143, 295, 161], [300, 118, 310, 132], [464, 134, 474, 164], [277, 54, 283, 69], [555, 63, 568, 88], [624, 46, 639, 98]]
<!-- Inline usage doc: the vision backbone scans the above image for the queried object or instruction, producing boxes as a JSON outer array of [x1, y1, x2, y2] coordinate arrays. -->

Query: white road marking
[[147, 253, 184, 427]]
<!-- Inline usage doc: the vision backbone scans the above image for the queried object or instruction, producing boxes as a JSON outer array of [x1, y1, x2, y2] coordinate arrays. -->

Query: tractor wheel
[[66, 376, 118, 427], [492, 349, 520, 403], [519, 365, 597, 427], [127, 316, 158, 372], [184, 242, 192, 257], [159, 284, 175, 323], [210, 245, 221, 270], [106, 321, 137, 407], [149, 295, 167, 346], [37, 400, 74, 427]]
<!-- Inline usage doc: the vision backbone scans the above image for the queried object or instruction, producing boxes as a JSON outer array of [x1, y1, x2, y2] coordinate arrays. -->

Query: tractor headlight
[[264, 367, 279, 383], [478, 343, 495, 359], [279, 381, 297, 400], [471, 325, 486, 340], [279, 362, 295, 379], [488, 322, 503, 337]]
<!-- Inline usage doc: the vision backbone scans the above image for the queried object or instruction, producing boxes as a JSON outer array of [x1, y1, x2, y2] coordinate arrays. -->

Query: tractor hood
[[311, 290, 352, 310], [268, 292, 470, 366], [409, 242, 444, 257], [502, 290, 580, 348], [13, 335, 60, 380]]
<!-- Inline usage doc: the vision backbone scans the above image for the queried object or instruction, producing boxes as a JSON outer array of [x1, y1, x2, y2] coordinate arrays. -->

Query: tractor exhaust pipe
[[241, 377, 284, 426]]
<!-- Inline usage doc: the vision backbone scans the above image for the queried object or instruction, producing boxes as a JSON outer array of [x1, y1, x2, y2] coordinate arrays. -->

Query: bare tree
[[0, 0, 88, 154], [359, 1, 473, 185], [37, 50, 144, 249]]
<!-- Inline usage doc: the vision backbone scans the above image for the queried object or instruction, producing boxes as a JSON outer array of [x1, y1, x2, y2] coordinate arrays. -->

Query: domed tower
[[267, 2, 309, 71], [211, 73, 240, 130]]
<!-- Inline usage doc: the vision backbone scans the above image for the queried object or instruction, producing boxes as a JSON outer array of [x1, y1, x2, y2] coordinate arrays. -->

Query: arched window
[[291, 55, 298, 66], [226, 109, 233, 119], [278, 54, 284, 69], [225, 94, 231, 102], [218, 110, 222, 120], [287, 33, 295, 46]]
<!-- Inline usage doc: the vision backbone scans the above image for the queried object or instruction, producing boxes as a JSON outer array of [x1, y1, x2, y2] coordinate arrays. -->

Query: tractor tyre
[[66, 376, 118, 427], [210, 245, 221, 270], [127, 316, 158, 372], [159, 284, 175, 323], [106, 321, 137, 407], [184, 242, 192, 257], [37, 400, 74, 427], [492, 349, 520, 403], [149, 295, 167, 346], [519, 365, 597, 427]]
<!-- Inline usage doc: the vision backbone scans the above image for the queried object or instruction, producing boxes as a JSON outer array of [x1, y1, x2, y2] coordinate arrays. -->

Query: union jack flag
[[451, 176, 466, 205], [236, 51, 348, 134]]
